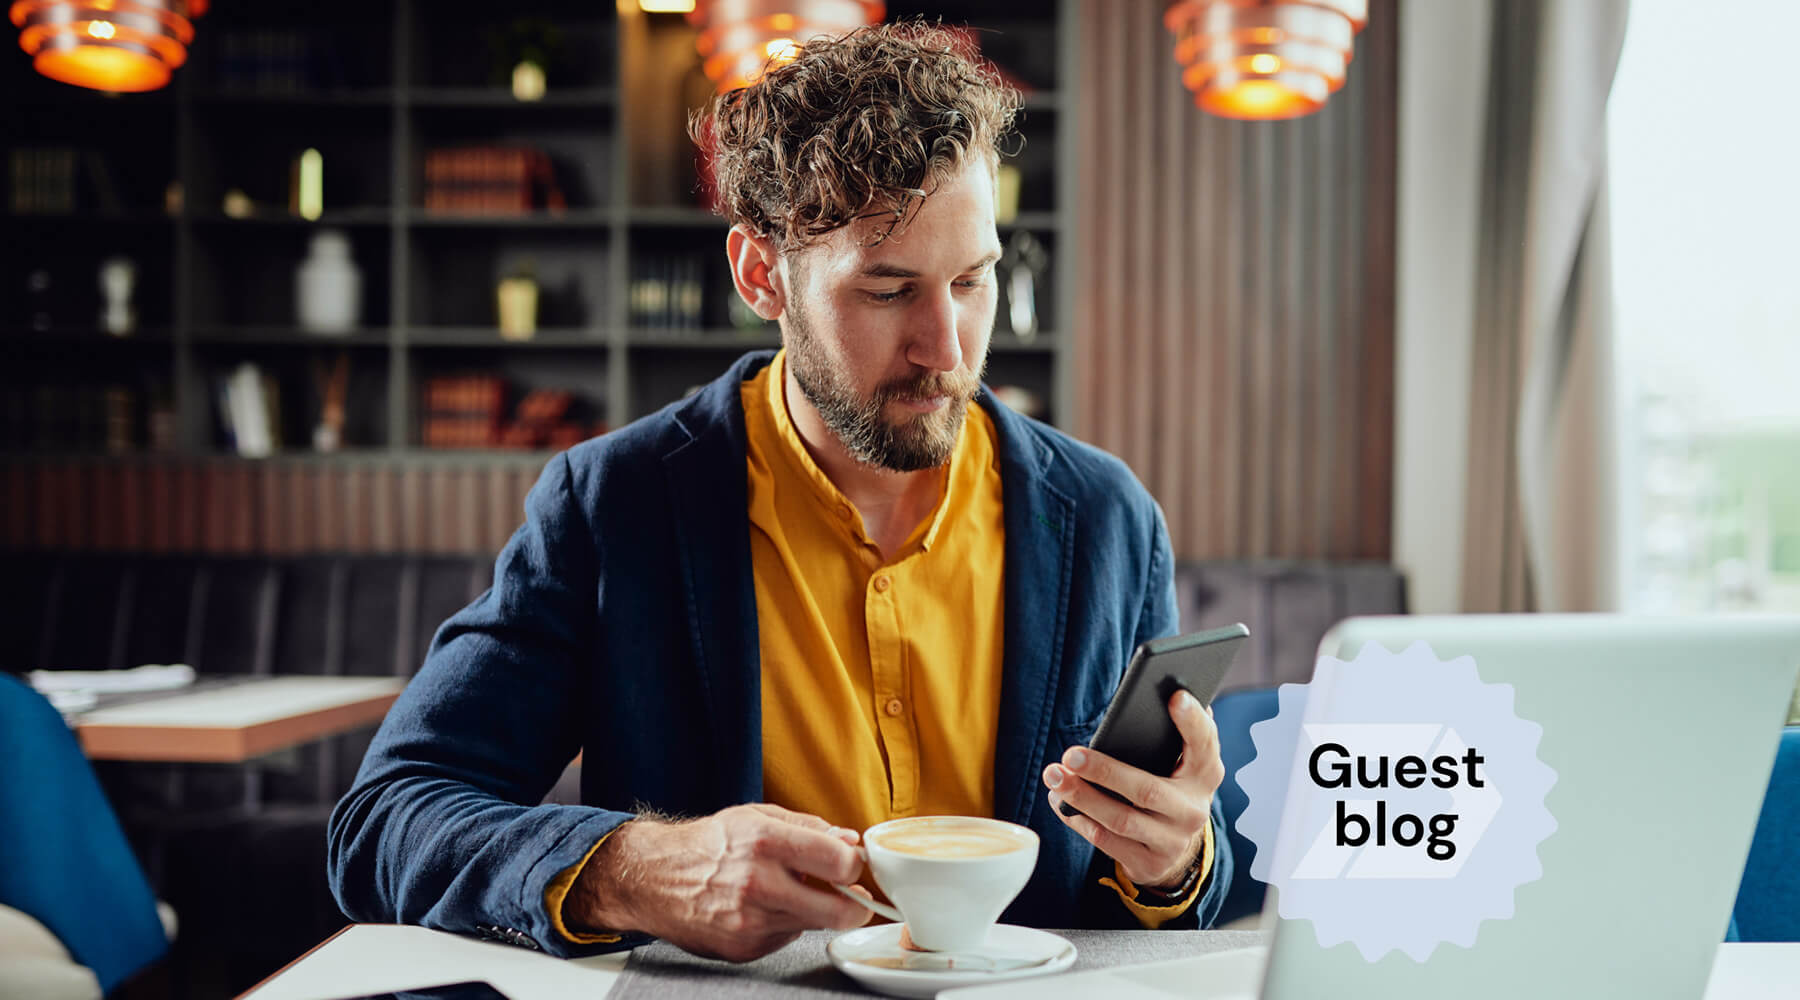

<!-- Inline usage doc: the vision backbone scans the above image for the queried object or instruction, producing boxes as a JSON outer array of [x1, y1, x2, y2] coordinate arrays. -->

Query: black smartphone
[[1059, 623, 1250, 817]]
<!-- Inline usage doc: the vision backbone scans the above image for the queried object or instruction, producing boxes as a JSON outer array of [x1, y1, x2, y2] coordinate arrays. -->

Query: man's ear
[[727, 226, 785, 321]]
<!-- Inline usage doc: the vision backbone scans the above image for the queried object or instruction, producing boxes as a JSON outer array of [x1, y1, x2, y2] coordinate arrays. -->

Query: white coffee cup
[[834, 815, 1039, 952]]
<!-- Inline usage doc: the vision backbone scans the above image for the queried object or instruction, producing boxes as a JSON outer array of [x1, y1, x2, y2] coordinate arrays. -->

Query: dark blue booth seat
[[1175, 561, 1409, 690], [0, 551, 493, 995]]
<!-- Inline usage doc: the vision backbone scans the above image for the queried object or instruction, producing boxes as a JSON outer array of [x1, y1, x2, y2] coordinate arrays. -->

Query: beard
[[784, 299, 986, 473]]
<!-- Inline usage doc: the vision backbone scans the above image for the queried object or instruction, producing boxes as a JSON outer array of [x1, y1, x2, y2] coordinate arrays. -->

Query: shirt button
[[884, 697, 904, 717], [873, 574, 891, 593], [838, 502, 854, 520]]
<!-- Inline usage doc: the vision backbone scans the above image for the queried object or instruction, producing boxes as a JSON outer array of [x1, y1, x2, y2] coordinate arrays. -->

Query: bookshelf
[[1, 0, 1073, 463]]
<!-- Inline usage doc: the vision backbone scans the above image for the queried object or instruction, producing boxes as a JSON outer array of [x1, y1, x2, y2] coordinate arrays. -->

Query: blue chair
[[1211, 686, 1281, 926], [1729, 725, 1799, 942], [0, 674, 171, 995]]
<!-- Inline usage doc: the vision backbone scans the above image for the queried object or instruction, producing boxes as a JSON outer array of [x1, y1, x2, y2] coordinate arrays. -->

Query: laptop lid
[[1257, 614, 1799, 1000]]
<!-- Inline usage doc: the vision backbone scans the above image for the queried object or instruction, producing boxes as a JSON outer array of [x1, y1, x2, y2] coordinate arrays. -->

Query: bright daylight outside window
[[1610, 0, 1800, 617]]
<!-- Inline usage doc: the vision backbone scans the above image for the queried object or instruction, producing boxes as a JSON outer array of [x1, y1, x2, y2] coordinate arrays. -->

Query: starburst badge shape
[[1234, 640, 1558, 962]]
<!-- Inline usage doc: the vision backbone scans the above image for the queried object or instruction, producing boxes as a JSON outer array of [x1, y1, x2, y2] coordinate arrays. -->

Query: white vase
[[296, 229, 361, 335]]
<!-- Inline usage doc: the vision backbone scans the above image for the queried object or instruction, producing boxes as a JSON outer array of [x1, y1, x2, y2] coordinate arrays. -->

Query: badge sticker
[[1234, 641, 1558, 961]]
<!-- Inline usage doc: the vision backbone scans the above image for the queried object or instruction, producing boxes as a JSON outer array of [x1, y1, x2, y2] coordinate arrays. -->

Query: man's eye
[[956, 278, 984, 290], [867, 288, 909, 302]]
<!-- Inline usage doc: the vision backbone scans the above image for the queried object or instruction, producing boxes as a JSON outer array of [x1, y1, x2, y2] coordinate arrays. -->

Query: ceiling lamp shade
[[10, 0, 207, 93], [688, 0, 883, 93], [1164, 0, 1365, 120]]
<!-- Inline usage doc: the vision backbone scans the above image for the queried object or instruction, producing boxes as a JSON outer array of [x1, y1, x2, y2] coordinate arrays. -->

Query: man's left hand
[[1043, 690, 1223, 890]]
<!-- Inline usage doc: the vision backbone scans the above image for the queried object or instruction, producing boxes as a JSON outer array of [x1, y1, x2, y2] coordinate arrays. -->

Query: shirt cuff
[[1098, 818, 1215, 930], [543, 827, 626, 945]]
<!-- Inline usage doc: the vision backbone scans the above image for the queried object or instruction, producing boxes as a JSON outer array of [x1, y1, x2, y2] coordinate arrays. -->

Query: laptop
[[945, 615, 1800, 1000]]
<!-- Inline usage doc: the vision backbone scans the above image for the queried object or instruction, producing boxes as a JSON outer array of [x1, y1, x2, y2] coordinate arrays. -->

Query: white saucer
[[826, 923, 1077, 999]]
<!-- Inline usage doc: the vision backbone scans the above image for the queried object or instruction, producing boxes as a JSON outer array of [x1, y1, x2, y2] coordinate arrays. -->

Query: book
[[422, 146, 565, 215]]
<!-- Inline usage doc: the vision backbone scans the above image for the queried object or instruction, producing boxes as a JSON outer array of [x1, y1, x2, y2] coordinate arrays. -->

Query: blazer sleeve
[[1078, 498, 1235, 930], [326, 452, 640, 957]]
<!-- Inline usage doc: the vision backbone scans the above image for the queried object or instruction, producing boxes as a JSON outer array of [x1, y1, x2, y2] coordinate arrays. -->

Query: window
[[1610, 0, 1800, 615]]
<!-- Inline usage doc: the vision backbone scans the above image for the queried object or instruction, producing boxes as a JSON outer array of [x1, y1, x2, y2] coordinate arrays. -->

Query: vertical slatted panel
[[1313, 75, 1343, 559], [227, 462, 255, 552], [92, 463, 121, 550], [1125, 13, 1156, 482], [0, 455, 544, 557], [1155, 27, 1192, 546], [456, 464, 482, 554], [254, 462, 283, 555], [147, 462, 173, 552], [38, 461, 67, 548], [319, 463, 348, 551], [370, 465, 399, 553], [173, 463, 202, 551], [1, 460, 25, 547], [118, 463, 145, 549], [399, 465, 425, 552], [486, 464, 517, 554], [1357, 0, 1398, 561], [1329, 11, 1368, 559], [1073, 0, 1397, 561], [345, 464, 374, 553]]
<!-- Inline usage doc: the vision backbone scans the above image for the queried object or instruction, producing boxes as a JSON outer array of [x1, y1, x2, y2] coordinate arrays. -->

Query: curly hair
[[691, 21, 1021, 252]]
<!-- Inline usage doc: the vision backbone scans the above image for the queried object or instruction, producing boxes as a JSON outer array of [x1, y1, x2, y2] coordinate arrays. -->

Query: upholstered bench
[[2, 552, 494, 994]]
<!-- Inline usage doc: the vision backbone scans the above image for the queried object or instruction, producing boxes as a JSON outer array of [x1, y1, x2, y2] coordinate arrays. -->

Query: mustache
[[875, 370, 980, 405]]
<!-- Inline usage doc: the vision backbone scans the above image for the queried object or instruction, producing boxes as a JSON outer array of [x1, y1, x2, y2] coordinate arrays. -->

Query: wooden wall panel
[[0, 455, 544, 557], [1072, 0, 1397, 561]]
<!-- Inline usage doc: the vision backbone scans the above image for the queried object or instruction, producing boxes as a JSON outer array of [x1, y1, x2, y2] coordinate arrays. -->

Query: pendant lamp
[[688, 0, 883, 93], [10, 0, 207, 93], [1164, 0, 1365, 120]]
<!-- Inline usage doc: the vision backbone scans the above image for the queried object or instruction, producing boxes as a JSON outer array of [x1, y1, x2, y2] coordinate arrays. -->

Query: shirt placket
[[865, 564, 917, 815]]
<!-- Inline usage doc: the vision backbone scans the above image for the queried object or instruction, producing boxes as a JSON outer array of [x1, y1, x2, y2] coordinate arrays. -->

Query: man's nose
[[908, 291, 962, 373]]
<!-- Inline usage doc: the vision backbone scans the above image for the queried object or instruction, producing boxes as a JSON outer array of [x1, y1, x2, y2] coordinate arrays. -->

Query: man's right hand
[[563, 803, 874, 962]]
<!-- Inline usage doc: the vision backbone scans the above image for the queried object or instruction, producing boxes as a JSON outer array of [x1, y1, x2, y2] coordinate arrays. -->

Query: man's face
[[779, 156, 1002, 472]]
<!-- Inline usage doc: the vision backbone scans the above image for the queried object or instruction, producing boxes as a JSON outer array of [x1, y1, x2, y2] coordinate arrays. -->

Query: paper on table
[[1703, 943, 1800, 1000], [29, 663, 196, 693], [241, 924, 629, 1000], [77, 676, 402, 729]]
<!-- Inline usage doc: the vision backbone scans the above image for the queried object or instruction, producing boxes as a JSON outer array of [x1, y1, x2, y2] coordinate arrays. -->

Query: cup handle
[[834, 846, 904, 922]]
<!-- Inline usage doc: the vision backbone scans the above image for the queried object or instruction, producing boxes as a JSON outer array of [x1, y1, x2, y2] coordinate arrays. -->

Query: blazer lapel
[[985, 396, 1076, 827], [661, 354, 774, 805]]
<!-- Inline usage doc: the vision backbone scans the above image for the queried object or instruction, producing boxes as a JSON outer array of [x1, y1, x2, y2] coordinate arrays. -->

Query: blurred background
[[2, 0, 1796, 996]]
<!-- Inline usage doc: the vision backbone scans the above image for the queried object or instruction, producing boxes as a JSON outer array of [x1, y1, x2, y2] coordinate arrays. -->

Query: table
[[73, 675, 406, 762], [236, 926, 1260, 1000], [610, 928, 1265, 999], [236, 925, 1800, 1000]]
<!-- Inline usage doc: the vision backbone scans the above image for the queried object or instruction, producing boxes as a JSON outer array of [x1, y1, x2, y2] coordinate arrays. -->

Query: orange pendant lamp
[[1164, 0, 1365, 120], [688, 0, 883, 93], [11, 0, 207, 93]]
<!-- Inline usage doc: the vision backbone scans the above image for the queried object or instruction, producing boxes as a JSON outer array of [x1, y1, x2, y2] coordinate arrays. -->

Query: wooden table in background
[[74, 675, 406, 763]]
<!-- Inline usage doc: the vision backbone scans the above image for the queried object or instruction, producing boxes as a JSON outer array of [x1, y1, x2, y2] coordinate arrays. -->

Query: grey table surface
[[605, 929, 1269, 999]]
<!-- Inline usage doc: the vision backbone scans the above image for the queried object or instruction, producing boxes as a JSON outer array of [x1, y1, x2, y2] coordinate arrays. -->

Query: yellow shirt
[[545, 351, 1205, 939], [745, 351, 1008, 829]]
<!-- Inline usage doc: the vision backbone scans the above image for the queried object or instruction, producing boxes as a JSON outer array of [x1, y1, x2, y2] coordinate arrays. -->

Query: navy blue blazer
[[327, 351, 1231, 956]]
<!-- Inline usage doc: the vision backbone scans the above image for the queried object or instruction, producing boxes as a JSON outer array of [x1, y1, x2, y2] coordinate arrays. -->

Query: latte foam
[[872, 820, 1028, 858]]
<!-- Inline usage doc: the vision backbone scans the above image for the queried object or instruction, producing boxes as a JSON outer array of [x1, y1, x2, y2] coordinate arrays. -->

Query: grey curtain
[[1461, 0, 1629, 612]]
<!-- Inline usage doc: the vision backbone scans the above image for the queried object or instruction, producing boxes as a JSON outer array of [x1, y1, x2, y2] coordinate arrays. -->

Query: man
[[327, 23, 1231, 962]]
